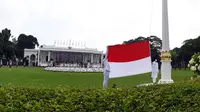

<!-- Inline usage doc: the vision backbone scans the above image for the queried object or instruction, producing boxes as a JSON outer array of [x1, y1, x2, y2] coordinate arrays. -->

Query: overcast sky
[[0, 0, 200, 52]]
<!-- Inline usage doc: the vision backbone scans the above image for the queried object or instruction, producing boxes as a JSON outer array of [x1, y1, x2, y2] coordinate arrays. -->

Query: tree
[[179, 37, 200, 64], [170, 50, 178, 68], [0, 33, 3, 57], [0, 28, 15, 59], [147, 36, 162, 51], [123, 36, 147, 44], [11, 37, 20, 58], [172, 36, 200, 68], [17, 34, 39, 58], [170, 47, 181, 68], [0, 28, 40, 59], [12, 37, 17, 45]]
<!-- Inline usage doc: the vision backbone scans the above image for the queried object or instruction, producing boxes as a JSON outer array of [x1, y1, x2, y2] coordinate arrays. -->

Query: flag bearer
[[151, 59, 159, 84]]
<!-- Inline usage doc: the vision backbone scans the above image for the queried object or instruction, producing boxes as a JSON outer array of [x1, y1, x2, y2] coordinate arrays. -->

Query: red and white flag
[[107, 40, 152, 78]]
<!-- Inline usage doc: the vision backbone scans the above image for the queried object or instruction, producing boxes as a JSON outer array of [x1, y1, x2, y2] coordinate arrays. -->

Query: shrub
[[0, 80, 200, 111], [188, 52, 200, 76]]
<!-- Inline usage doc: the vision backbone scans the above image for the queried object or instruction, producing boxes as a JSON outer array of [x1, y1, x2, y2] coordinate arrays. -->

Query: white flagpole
[[69, 39, 71, 47], [158, 0, 173, 84]]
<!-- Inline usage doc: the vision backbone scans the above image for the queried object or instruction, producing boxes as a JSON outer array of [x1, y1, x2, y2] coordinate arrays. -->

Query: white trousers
[[153, 78, 157, 83], [103, 70, 110, 88]]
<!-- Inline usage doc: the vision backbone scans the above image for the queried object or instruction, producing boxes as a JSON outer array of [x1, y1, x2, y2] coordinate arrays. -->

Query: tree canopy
[[0, 28, 39, 59], [171, 36, 200, 67]]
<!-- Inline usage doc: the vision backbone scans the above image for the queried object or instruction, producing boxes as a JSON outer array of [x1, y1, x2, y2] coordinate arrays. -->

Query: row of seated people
[[44, 67, 103, 72]]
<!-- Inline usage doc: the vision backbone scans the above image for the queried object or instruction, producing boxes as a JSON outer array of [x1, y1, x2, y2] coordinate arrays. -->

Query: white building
[[24, 45, 104, 67]]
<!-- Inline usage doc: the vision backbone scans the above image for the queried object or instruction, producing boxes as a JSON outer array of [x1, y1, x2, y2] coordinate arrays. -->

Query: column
[[91, 54, 93, 63], [100, 53, 103, 68], [158, 0, 173, 84], [48, 51, 51, 62], [35, 55, 37, 66], [28, 56, 31, 67], [37, 50, 40, 66], [82, 53, 84, 67]]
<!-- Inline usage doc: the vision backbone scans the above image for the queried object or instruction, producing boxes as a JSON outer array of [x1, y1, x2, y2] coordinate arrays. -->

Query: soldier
[[0, 58, 2, 68], [151, 59, 159, 84], [9, 59, 12, 70], [23, 58, 26, 67], [16, 58, 19, 67]]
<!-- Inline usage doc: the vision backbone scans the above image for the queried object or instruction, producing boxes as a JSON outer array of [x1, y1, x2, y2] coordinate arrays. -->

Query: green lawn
[[0, 67, 193, 88]]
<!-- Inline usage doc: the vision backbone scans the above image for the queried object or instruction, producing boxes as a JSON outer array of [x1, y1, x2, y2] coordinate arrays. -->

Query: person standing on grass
[[151, 59, 159, 84], [103, 48, 110, 88], [0, 58, 2, 68], [16, 58, 19, 67], [9, 59, 12, 70], [6, 59, 9, 67], [23, 58, 26, 67]]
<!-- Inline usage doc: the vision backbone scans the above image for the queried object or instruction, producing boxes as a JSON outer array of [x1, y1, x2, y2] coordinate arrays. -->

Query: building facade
[[24, 45, 104, 67]]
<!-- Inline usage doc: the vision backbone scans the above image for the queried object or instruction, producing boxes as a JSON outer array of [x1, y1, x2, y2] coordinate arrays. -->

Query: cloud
[[0, 0, 200, 52]]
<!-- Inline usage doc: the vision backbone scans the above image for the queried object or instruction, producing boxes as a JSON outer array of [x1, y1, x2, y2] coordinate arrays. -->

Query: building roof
[[25, 45, 103, 54]]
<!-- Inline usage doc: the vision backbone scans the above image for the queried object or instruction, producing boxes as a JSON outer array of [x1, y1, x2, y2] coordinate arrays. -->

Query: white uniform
[[103, 58, 110, 88], [50, 61, 53, 67], [9, 60, 12, 67], [87, 62, 90, 68], [151, 61, 159, 83], [16, 58, 19, 67], [0, 59, 2, 67]]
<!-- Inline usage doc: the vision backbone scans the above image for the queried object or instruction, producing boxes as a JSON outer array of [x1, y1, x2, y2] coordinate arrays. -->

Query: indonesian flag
[[107, 40, 152, 78]]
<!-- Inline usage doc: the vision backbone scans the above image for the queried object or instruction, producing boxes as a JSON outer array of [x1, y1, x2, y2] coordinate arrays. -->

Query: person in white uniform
[[151, 59, 159, 84], [8, 59, 12, 71], [16, 58, 19, 67], [103, 50, 110, 88], [0, 59, 2, 68]]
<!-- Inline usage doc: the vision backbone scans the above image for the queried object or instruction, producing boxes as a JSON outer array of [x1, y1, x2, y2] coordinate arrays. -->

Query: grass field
[[0, 67, 194, 88]]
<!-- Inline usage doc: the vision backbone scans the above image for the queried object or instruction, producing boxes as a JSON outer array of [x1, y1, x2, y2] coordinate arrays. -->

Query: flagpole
[[158, 0, 174, 84], [69, 39, 71, 47]]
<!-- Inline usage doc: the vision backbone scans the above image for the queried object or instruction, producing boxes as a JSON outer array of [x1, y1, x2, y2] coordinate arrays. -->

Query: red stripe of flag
[[108, 40, 150, 62]]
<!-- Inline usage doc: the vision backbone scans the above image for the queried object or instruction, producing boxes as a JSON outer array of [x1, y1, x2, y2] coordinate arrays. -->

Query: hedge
[[0, 79, 200, 111]]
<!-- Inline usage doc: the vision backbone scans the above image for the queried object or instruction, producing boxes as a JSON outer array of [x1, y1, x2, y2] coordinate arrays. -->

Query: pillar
[[91, 54, 93, 63], [48, 51, 51, 62], [28, 56, 31, 67], [100, 53, 103, 68], [37, 50, 40, 66], [82, 54, 84, 63], [158, 0, 174, 84]]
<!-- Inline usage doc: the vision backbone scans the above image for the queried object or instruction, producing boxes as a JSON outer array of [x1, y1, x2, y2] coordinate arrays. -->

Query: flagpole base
[[158, 79, 174, 84]]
